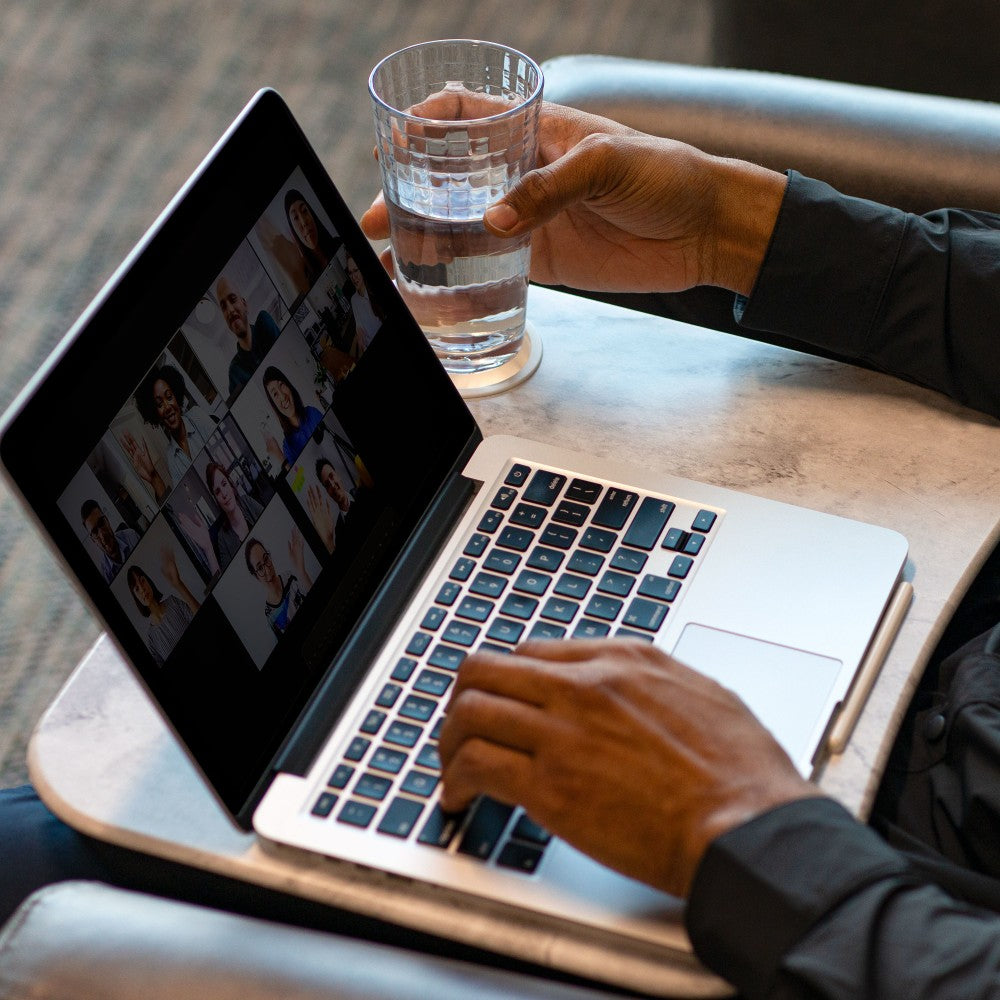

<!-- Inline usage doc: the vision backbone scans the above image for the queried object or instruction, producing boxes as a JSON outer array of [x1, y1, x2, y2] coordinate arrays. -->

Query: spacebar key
[[457, 796, 514, 860]]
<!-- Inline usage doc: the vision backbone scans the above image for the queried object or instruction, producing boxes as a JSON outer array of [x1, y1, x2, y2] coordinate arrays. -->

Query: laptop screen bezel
[[0, 88, 481, 826]]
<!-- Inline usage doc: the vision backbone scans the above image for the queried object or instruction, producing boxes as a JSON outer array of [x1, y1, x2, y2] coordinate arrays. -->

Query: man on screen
[[80, 499, 140, 584], [215, 276, 280, 396]]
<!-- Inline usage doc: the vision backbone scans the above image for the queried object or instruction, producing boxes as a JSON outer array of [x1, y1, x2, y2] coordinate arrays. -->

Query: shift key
[[622, 497, 676, 550]]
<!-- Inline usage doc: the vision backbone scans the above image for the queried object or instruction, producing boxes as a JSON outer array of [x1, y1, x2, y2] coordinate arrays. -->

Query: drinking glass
[[369, 39, 543, 391]]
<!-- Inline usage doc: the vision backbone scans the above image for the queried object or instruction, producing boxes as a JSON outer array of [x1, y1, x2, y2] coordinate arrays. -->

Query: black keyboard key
[[623, 597, 670, 632], [580, 527, 617, 553], [505, 463, 531, 487], [399, 694, 437, 722], [312, 792, 338, 818], [497, 526, 534, 551], [443, 621, 481, 647], [497, 840, 544, 874], [469, 572, 507, 598], [510, 502, 547, 528], [638, 574, 681, 602], [567, 551, 604, 576], [584, 594, 624, 621], [597, 570, 635, 597], [668, 555, 694, 579], [416, 743, 441, 771], [401, 769, 439, 798], [529, 621, 566, 640], [436, 581, 461, 606], [479, 641, 513, 654], [391, 657, 418, 682], [486, 618, 525, 644], [477, 509, 504, 533], [484, 550, 521, 575], [491, 486, 517, 510], [420, 606, 446, 631], [692, 509, 718, 532], [592, 488, 638, 530], [385, 721, 423, 748], [500, 593, 538, 620], [661, 528, 688, 551], [328, 764, 355, 788], [513, 569, 551, 596], [344, 736, 370, 761], [540, 597, 579, 624], [623, 497, 675, 549], [369, 748, 407, 775], [375, 683, 402, 708], [427, 645, 466, 672], [464, 533, 489, 557], [360, 709, 387, 735], [539, 524, 578, 550], [525, 546, 564, 572], [610, 547, 648, 573], [405, 632, 432, 656], [457, 797, 515, 859], [456, 596, 494, 622], [552, 500, 590, 526], [414, 669, 453, 697], [565, 478, 602, 504], [450, 557, 475, 581], [512, 814, 552, 845], [417, 804, 465, 847], [356, 772, 393, 801], [573, 619, 611, 639], [378, 797, 425, 838], [523, 470, 566, 507], [683, 533, 706, 555], [553, 572, 591, 599], [430, 718, 444, 740], [616, 627, 655, 643], [338, 800, 377, 828]]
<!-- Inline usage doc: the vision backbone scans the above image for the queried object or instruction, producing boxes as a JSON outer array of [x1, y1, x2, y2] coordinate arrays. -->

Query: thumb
[[483, 134, 616, 237]]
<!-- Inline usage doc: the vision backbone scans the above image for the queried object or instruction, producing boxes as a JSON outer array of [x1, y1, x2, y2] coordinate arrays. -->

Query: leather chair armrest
[[541, 54, 1000, 214], [0, 881, 621, 1000]]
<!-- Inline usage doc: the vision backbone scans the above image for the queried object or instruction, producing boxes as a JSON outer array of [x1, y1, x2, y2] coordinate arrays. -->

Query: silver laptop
[[0, 89, 909, 983]]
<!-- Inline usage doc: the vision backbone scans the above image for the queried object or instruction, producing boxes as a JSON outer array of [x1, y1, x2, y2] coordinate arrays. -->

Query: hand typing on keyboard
[[438, 638, 821, 898]]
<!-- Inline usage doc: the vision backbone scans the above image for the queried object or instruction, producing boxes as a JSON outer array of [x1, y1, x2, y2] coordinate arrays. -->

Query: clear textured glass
[[370, 40, 543, 374]]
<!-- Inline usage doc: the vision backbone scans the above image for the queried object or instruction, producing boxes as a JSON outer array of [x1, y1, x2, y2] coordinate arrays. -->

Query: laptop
[[0, 89, 910, 988]]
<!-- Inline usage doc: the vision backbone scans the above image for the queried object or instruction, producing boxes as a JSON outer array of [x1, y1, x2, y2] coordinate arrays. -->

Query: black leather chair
[[5, 56, 1000, 1000]]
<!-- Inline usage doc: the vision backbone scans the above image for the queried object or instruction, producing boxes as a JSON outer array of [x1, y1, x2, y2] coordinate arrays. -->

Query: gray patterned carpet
[[0, 0, 713, 785]]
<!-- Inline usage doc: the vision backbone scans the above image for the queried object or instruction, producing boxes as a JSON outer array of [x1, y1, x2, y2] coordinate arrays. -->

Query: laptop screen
[[0, 90, 478, 821]]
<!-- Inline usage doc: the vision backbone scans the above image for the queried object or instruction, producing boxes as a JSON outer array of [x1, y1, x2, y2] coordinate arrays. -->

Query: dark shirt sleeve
[[739, 172, 1000, 420], [686, 797, 1000, 999]]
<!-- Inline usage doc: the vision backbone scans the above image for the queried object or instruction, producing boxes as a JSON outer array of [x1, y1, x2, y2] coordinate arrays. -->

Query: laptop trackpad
[[672, 624, 841, 769]]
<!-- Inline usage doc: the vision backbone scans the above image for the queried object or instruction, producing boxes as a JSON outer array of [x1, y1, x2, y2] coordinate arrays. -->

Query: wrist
[[702, 157, 788, 297]]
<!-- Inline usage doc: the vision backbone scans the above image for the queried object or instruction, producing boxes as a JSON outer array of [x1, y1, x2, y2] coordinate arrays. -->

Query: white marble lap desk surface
[[28, 285, 1000, 996]]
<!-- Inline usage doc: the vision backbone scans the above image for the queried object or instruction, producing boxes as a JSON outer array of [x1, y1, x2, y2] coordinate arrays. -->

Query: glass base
[[447, 323, 542, 399]]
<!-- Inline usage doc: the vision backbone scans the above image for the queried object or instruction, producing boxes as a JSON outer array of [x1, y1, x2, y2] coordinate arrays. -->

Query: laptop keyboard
[[309, 461, 723, 875]]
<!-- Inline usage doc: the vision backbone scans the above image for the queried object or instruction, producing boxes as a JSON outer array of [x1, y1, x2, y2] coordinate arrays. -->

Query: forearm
[[687, 798, 1000, 998], [739, 172, 1000, 419]]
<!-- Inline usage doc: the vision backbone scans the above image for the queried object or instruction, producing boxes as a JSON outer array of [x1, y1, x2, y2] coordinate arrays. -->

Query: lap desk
[[29, 286, 1000, 996]]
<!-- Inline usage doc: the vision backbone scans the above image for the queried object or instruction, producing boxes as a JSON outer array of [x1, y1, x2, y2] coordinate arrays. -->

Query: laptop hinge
[[249, 430, 483, 812]]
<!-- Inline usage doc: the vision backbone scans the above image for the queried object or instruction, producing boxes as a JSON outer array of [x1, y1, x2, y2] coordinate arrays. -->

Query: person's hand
[[159, 545, 181, 589], [121, 431, 156, 484], [439, 639, 821, 898], [361, 100, 787, 298], [306, 484, 336, 553]]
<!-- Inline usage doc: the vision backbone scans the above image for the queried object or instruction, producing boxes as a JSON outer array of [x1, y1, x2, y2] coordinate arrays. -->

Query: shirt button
[[925, 713, 947, 742]]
